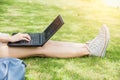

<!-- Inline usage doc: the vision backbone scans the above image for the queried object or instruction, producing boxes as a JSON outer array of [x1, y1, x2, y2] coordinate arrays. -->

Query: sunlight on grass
[[103, 0, 120, 7], [48, 59, 120, 80]]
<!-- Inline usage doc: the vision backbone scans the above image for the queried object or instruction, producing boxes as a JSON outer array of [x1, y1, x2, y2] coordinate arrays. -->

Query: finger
[[22, 34, 31, 40], [21, 37, 30, 42], [27, 34, 31, 40]]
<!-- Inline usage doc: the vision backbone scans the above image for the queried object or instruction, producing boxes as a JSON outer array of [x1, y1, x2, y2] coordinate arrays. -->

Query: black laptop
[[8, 15, 64, 47]]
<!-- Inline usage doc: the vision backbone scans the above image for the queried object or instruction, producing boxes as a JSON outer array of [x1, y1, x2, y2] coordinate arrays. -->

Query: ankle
[[84, 44, 91, 55]]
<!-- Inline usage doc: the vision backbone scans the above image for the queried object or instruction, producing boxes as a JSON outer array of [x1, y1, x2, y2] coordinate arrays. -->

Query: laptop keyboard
[[18, 33, 41, 45], [30, 33, 41, 44]]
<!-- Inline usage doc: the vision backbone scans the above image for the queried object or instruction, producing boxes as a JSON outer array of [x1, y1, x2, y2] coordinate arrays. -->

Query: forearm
[[0, 33, 31, 43], [0, 33, 12, 43]]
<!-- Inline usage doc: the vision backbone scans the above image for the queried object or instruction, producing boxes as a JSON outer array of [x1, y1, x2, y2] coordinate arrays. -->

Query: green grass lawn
[[0, 0, 120, 80]]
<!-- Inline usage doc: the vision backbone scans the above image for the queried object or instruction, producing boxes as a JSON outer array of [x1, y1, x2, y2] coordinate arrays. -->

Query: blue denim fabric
[[0, 58, 26, 80]]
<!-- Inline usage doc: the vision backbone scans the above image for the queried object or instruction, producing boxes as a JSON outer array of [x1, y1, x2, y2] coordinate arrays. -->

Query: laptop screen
[[43, 15, 64, 42]]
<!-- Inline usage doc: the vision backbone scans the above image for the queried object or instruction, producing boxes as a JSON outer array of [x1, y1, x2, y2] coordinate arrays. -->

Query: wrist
[[8, 36, 13, 42]]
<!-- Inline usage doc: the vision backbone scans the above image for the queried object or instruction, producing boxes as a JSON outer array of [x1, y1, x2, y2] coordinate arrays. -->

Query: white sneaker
[[86, 25, 110, 57]]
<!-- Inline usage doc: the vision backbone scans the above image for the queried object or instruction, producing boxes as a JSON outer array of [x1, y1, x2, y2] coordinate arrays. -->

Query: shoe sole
[[100, 25, 110, 57]]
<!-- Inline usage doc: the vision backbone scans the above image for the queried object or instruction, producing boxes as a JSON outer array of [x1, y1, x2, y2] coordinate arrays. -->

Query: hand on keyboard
[[10, 33, 31, 42]]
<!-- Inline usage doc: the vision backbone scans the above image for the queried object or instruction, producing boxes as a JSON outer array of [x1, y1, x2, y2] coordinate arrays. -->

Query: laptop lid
[[41, 15, 64, 45]]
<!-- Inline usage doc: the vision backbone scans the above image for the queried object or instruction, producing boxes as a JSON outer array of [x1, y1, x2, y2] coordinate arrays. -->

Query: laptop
[[8, 15, 64, 47]]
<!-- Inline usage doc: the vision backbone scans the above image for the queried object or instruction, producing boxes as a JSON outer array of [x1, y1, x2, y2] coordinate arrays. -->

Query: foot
[[86, 25, 110, 57]]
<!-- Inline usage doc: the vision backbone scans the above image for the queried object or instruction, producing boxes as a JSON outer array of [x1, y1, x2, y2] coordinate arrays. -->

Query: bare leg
[[0, 40, 89, 58]]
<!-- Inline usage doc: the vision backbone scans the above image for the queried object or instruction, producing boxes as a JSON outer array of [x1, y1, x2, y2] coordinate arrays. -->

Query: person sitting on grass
[[0, 25, 110, 58]]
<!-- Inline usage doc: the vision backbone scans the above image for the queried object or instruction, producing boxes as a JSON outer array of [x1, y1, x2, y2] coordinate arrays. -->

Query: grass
[[0, 0, 120, 80]]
